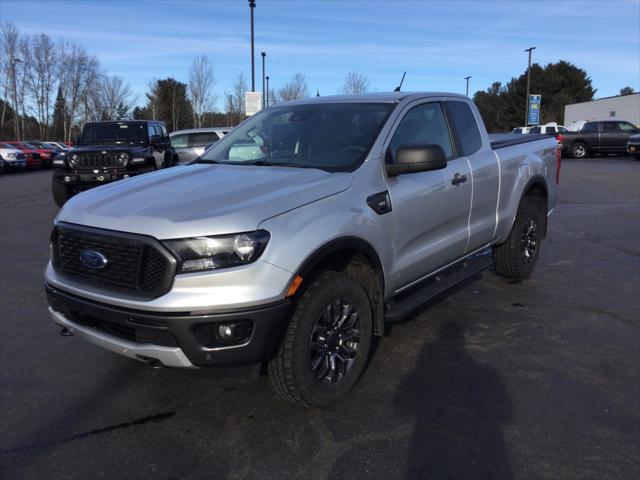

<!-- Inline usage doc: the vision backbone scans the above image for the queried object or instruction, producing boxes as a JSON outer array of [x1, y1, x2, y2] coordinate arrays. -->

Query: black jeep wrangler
[[52, 120, 178, 207]]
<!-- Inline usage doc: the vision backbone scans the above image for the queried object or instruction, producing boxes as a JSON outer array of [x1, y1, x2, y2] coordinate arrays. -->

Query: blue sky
[[1, 0, 639, 109]]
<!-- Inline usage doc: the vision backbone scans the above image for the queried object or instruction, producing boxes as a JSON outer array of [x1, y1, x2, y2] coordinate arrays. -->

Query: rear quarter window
[[445, 101, 482, 156]]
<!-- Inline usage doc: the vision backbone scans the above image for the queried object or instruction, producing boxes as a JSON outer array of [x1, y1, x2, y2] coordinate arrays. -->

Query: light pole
[[265, 76, 270, 107], [249, 1, 256, 92], [261, 52, 266, 108], [524, 46, 536, 126], [10, 57, 23, 140], [464, 76, 471, 97]]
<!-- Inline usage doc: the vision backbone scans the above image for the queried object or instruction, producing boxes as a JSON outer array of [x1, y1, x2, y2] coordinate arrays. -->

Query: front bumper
[[46, 283, 291, 368], [53, 167, 154, 188]]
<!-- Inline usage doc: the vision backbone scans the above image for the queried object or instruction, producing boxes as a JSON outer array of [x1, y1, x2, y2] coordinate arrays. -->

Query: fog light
[[218, 325, 233, 339], [124, 174, 130, 179], [64, 176, 70, 182]]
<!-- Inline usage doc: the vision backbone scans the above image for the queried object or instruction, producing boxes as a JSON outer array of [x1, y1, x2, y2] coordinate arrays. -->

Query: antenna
[[394, 71, 406, 92]]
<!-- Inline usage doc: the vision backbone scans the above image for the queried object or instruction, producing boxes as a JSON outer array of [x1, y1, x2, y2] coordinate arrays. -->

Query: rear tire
[[52, 177, 73, 207], [268, 271, 373, 407], [493, 196, 543, 279], [570, 142, 588, 159]]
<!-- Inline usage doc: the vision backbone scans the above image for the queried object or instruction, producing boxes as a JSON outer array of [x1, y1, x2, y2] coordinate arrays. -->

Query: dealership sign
[[528, 94, 541, 125], [245, 92, 262, 116]]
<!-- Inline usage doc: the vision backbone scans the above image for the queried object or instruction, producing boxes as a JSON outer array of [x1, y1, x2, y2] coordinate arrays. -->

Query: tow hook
[[59, 327, 74, 337]]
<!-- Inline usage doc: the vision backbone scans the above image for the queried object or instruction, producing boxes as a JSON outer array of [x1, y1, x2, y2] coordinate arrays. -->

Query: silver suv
[[170, 127, 231, 164], [45, 92, 558, 407]]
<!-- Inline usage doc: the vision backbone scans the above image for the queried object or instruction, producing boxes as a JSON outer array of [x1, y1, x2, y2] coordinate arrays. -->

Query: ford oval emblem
[[80, 250, 108, 269]]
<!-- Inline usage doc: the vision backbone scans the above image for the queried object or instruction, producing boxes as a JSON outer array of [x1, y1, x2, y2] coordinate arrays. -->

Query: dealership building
[[564, 93, 640, 129]]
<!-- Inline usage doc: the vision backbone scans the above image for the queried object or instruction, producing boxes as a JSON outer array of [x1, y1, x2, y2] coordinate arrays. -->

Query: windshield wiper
[[193, 159, 220, 164]]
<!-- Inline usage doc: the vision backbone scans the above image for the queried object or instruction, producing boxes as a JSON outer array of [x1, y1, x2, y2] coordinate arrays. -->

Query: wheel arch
[[520, 175, 549, 237], [292, 236, 386, 336]]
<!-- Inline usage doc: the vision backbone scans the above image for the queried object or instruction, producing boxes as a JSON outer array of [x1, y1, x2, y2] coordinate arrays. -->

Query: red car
[[4, 141, 45, 169]]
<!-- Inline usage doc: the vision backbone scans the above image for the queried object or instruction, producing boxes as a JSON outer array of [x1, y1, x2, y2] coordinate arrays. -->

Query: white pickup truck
[[46, 92, 560, 407]]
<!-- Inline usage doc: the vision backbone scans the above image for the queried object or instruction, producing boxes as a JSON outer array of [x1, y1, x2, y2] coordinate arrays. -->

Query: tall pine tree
[[52, 86, 67, 140]]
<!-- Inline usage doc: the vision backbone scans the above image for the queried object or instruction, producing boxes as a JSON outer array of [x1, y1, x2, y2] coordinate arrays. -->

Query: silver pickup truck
[[45, 92, 559, 407]]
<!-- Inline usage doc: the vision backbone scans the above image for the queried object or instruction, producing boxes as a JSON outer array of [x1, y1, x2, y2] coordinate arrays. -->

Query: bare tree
[[100, 75, 133, 120], [340, 72, 369, 95], [23, 33, 58, 138], [278, 73, 309, 102], [188, 55, 216, 128], [1, 23, 21, 138], [62, 42, 99, 140]]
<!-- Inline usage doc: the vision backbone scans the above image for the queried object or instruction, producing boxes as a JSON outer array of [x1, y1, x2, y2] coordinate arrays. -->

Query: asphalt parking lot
[[1, 157, 639, 480]]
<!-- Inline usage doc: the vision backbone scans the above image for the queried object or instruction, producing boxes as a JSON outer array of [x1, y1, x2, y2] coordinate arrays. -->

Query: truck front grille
[[51, 225, 176, 297], [76, 151, 120, 168]]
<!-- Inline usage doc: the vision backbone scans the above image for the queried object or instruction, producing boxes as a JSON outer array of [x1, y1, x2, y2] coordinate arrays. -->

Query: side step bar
[[384, 250, 494, 323]]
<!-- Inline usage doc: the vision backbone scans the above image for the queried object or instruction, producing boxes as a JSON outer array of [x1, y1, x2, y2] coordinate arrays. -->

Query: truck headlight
[[117, 152, 130, 166], [68, 154, 79, 167], [164, 230, 270, 273]]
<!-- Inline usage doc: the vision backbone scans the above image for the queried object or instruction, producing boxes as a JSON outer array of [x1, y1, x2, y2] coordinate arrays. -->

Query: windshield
[[198, 102, 393, 172], [80, 122, 147, 145]]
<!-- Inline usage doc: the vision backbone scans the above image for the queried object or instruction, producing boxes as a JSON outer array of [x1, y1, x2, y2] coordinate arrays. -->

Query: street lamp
[[10, 57, 23, 140], [524, 46, 536, 126], [261, 52, 266, 108], [464, 76, 471, 97], [266, 76, 270, 107], [249, 1, 256, 92]]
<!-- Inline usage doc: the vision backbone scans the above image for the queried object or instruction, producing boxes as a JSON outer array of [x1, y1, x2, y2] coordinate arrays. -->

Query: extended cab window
[[445, 101, 482, 155], [529, 127, 541, 134], [619, 122, 638, 133], [581, 123, 597, 133], [547, 127, 557, 134], [171, 134, 188, 148], [389, 102, 453, 160], [602, 122, 619, 133]]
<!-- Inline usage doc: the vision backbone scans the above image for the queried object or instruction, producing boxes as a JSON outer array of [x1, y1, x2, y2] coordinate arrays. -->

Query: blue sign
[[528, 94, 541, 125]]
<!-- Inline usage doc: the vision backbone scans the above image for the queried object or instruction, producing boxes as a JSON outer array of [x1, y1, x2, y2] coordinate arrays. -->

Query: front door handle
[[451, 173, 467, 186]]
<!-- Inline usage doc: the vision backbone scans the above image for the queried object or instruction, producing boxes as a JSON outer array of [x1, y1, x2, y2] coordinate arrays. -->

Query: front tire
[[570, 142, 588, 159], [493, 196, 543, 279], [268, 271, 373, 407], [52, 177, 73, 207]]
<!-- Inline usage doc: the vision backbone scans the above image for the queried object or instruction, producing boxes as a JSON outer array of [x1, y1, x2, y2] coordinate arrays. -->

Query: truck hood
[[57, 164, 353, 239]]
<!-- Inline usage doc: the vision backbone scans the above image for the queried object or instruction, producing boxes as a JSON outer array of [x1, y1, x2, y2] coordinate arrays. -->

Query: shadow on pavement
[[394, 320, 513, 479]]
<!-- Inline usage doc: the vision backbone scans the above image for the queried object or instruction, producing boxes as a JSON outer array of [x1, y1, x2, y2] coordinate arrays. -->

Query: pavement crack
[[0, 411, 176, 455]]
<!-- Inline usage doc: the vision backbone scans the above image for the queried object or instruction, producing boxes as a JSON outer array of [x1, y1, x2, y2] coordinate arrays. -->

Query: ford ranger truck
[[51, 120, 178, 207], [45, 93, 559, 407]]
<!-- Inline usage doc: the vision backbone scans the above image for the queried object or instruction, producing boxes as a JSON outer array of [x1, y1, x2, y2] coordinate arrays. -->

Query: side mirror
[[150, 134, 160, 146], [386, 144, 447, 177]]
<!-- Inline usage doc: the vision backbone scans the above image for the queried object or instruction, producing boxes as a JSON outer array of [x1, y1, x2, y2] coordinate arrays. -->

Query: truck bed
[[489, 133, 553, 150]]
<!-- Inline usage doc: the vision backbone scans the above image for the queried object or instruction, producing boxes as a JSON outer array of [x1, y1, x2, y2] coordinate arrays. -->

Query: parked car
[[528, 123, 569, 134], [45, 92, 559, 407], [0, 142, 27, 173], [170, 127, 232, 164], [21, 141, 56, 168], [627, 134, 640, 159], [561, 120, 640, 158], [51, 120, 178, 207], [3, 142, 43, 169]]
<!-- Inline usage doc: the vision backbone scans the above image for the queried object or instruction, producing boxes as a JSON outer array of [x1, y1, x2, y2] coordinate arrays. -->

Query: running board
[[384, 251, 494, 323]]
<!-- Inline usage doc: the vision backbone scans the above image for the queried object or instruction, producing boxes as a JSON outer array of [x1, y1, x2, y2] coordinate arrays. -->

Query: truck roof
[[284, 91, 469, 105], [84, 120, 166, 126]]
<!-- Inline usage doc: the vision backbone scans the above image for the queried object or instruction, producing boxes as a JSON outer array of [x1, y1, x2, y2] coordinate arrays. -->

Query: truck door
[[599, 121, 625, 151], [444, 100, 499, 252], [385, 101, 472, 290]]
